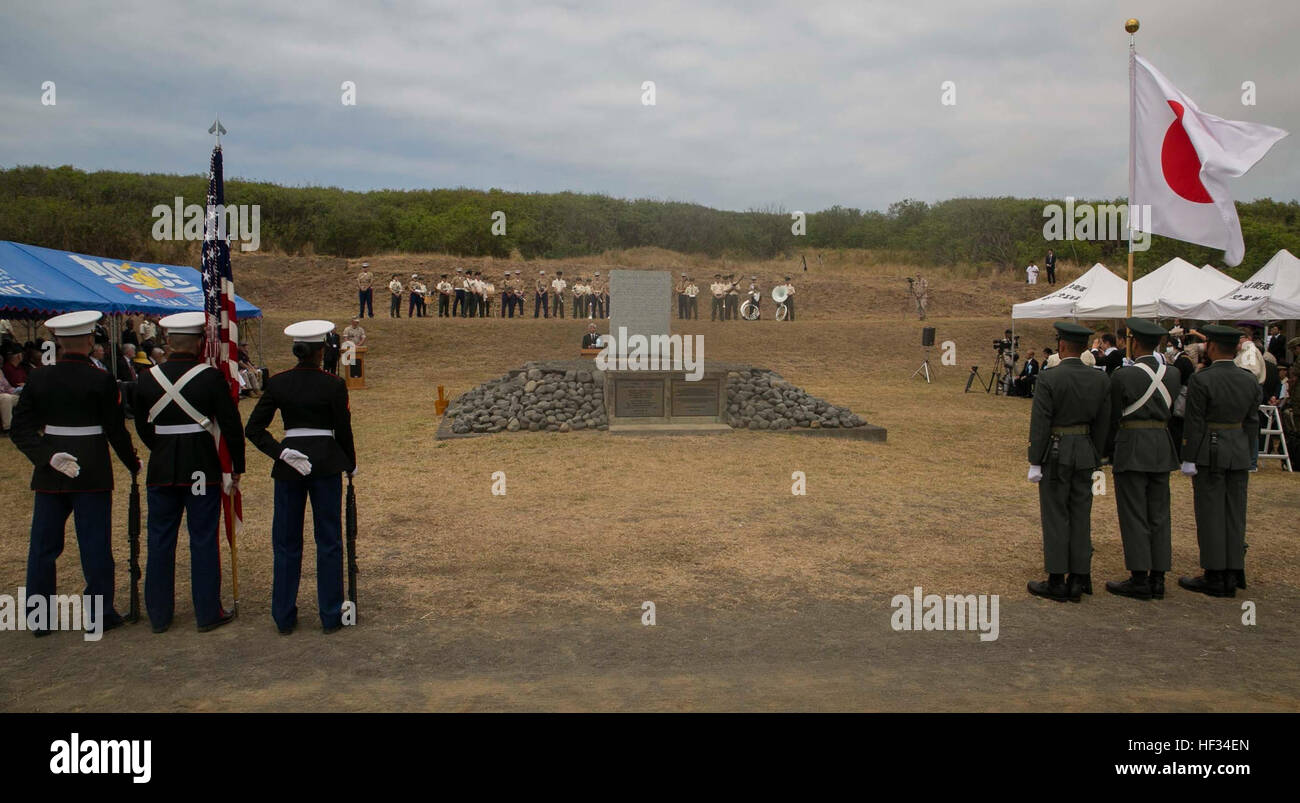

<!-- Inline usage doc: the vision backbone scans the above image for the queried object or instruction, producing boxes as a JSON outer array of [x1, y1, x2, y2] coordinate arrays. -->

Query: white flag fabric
[[1131, 54, 1288, 266]]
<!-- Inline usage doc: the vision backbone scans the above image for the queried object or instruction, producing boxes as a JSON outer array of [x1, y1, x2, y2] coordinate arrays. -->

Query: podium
[[345, 346, 368, 390]]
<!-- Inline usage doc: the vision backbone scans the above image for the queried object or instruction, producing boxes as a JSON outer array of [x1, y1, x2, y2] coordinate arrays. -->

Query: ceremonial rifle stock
[[127, 475, 141, 623], [346, 474, 359, 619]]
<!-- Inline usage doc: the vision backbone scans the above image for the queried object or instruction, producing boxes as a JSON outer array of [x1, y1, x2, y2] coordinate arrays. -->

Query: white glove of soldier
[[1027, 464, 1043, 483], [222, 473, 242, 493], [1180, 461, 1198, 477], [279, 448, 313, 477], [49, 452, 81, 479], [348, 466, 360, 478]]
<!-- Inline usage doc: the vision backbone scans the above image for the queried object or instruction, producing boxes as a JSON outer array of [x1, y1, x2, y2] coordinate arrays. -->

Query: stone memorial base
[[604, 368, 731, 435]]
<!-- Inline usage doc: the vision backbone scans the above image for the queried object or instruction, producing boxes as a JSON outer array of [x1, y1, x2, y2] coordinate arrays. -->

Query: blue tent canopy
[[0, 240, 262, 321]]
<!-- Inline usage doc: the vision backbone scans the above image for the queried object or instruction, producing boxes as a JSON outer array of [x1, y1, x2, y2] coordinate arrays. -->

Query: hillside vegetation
[[3, 165, 1298, 279]]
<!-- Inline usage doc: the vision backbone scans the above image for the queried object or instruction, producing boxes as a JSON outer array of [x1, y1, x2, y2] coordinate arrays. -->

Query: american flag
[[200, 144, 243, 608]]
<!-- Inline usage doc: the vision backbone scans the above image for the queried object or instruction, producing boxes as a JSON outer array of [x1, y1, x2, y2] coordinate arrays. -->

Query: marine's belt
[[1119, 420, 1168, 430], [1050, 425, 1090, 435], [45, 425, 104, 436], [285, 428, 335, 438], [155, 423, 206, 435], [1207, 422, 1241, 430]]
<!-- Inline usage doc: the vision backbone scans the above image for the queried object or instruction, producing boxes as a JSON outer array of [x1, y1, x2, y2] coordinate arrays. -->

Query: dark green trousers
[[1114, 470, 1171, 571], [1192, 468, 1248, 570], [1039, 463, 1094, 574]]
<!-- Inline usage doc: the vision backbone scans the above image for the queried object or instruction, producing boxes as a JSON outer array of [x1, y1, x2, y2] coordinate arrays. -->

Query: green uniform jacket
[[1028, 357, 1111, 468], [1106, 355, 1181, 472], [1180, 360, 1261, 469]]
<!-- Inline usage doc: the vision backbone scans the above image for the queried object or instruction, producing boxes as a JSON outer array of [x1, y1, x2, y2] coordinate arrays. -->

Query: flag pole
[[1126, 17, 1140, 350]]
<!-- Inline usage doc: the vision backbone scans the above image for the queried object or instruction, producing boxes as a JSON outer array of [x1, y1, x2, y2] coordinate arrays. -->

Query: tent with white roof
[[1075, 257, 1240, 319], [1011, 263, 1129, 320], [1183, 249, 1300, 320]]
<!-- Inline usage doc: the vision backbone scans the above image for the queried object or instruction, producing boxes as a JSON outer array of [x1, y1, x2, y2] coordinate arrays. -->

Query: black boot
[[1028, 573, 1071, 603], [1105, 571, 1152, 600], [1178, 569, 1234, 598], [1149, 571, 1166, 600], [1232, 569, 1246, 590], [1066, 573, 1092, 600]]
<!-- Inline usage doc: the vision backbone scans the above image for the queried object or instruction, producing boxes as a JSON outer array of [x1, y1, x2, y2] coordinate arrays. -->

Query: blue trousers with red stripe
[[27, 491, 117, 627]]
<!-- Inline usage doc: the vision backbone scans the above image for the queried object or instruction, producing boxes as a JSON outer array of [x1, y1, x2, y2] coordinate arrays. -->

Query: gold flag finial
[[1125, 18, 1140, 34]]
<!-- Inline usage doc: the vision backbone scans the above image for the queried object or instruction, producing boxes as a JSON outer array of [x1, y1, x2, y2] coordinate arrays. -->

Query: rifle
[[346, 474, 359, 620], [127, 475, 141, 623]]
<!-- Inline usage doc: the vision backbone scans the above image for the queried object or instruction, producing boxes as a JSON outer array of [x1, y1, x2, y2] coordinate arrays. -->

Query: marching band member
[[245, 320, 357, 635]]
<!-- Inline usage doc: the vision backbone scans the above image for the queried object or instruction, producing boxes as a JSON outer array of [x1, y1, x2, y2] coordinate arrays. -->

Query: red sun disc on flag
[[1161, 100, 1213, 203]]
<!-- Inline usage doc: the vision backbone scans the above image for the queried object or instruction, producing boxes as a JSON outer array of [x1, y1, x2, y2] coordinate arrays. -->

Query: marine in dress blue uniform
[[10, 311, 140, 636], [132, 312, 245, 632], [245, 320, 357, 634]]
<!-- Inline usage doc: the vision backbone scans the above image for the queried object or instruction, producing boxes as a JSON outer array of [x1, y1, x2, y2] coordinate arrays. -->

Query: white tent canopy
[[1183, 249, 1300, 320], [1012, 263, 1129, 320], [1075, 257, 1240, 319]]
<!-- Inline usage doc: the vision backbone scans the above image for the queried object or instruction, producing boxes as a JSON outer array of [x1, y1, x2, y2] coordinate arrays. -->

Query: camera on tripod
[[993, 334, 1019, 356]]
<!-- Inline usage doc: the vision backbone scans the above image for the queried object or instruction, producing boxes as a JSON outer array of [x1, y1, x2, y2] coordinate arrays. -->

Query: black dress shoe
[[1105, 576, 1152, 600], [32, 628, 53, 638], [197, 611, 236, 633], [1068, 573, 1092, 595], [1233, 569, 1246, 590], [1028, 578, 1072, 602], [277, 621, 296, 636], [151, 622, 170, 634], [322, 623, 343, 635], [1149, 572, 1166, 599], [102, 614, 126, 633], [1178, 571, 1234, 598]]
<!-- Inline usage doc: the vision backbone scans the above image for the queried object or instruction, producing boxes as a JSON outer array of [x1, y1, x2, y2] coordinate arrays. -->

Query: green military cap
[[1201, 324, 1244, 346], [1125, 317, 1167, 340], [1052, 321, 1093, 344]]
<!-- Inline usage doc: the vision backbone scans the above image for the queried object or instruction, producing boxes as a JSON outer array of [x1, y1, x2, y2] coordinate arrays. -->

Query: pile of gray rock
[[444, 362, 869, 435], [446, 362, 607, 434], [725, 369, 868, 430]]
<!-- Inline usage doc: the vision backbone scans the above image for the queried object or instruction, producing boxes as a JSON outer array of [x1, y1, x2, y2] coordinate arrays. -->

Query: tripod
[[965, 365, 993, 393], [911, 346, 933, 383]]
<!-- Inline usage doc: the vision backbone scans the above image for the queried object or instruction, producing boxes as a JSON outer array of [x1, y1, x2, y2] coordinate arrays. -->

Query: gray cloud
[[0, 0, 1294, 211]]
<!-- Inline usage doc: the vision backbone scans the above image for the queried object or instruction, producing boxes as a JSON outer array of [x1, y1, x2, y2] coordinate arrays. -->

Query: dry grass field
[[1, 250, 1297, 711]]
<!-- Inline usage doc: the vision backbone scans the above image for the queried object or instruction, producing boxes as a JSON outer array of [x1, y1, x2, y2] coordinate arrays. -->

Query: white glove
[[1180, 461, 1198, 477], [279, 448, 313, 477], [49, 452, 80, 479], [1027, 465, 1043, 483], [222, 474, 241, 494], [348, 467, 360, 478]]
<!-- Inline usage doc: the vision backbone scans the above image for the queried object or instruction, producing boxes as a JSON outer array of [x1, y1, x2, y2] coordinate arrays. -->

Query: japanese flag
[[1132, 54, 1287, 266]]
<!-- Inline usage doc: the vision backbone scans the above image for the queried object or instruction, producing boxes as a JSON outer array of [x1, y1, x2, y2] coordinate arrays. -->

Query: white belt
[[155, 423, 206, 435], [45, 425, 103, 436], [284, 428, 334, 438]]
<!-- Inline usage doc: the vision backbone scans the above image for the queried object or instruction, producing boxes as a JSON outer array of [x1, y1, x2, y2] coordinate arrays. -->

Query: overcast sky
[[0, 0, 1294, 212]]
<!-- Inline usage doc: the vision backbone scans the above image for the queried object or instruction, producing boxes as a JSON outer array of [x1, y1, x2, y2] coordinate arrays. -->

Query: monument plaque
[[671, 377, 721, 416], [614, 378, 666, 418]]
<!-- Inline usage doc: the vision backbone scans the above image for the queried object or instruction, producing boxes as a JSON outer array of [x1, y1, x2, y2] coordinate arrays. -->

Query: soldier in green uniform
[[1178, 324, 1261, 598], [1103, 318, 1181, 600], [1027, 321, 1111, 602]]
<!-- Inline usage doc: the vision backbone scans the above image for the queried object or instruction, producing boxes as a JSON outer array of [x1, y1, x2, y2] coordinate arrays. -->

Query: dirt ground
[[1, 253, 1296, 712]]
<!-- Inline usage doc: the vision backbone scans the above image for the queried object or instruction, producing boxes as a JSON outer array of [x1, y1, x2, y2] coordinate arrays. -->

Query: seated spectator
[[1013, 350, 1040, 397], [133, 343, 155, 369], [0, 366, 18, 432], [90, 343, 108, 371], [3, 343, 28, 388], [150, 347, 166, 365], [21, 340, 42, 374]]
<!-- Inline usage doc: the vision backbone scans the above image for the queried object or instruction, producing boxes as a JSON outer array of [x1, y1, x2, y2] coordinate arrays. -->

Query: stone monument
[[602, 269, 730, 435]]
